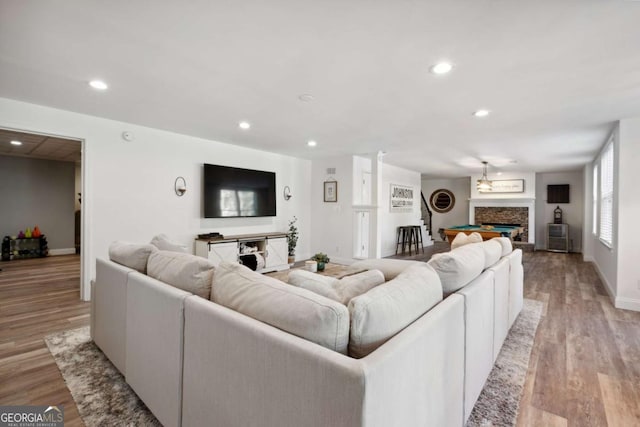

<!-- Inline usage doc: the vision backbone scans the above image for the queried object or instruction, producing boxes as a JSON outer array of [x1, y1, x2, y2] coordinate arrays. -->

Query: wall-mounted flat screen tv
[[547, 184, 570, 204], [204, 164, 276, 218]]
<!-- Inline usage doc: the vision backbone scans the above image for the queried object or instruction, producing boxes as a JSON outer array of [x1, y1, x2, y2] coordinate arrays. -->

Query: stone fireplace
[[468, 198, 535, 244], [474, 207, 529, 242]]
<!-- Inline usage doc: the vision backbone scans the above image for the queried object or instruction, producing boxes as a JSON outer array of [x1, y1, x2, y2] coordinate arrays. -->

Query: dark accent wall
[[0, 155, 75, 250]]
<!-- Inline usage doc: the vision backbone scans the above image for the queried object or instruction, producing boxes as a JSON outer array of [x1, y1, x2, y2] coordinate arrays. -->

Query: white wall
[[616, 117, 640, 310], [0, 97, 312, 300], [534, 171, 584, 252], [583, 126, 619, 301], [379, 163, 421, 257], [421, 177, 470, 241], [310, 156, 354, 264]]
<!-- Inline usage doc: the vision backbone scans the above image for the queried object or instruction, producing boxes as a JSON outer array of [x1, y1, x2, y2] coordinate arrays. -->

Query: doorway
[[0, 127, 86, 299]]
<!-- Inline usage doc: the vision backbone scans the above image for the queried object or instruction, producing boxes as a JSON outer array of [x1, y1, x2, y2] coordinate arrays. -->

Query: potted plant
[[311, 252, 330, 271], [287, 216, 298, 265]]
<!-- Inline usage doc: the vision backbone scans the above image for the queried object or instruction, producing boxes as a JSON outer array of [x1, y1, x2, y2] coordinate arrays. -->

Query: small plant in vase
[[287, 216, 298, 266], [311, 252, 330, 271]]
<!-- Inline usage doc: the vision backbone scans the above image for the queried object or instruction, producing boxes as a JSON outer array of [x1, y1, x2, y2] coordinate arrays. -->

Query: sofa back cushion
[[427, 243, 485, 294], [212, 262, 350, 354], [336, 269, 385, 304], [349, 258, 421, 281], [481, 239, 503, 269], [150, 233, 189, 253], [147, 251, 215, 298], [109, 241, 158, 273], [348, 263, 443, 358], [450, 231, 483, 250], [492, 237, 513, 256], [289, 269, 386, 305], [288, 269, 340, 302]]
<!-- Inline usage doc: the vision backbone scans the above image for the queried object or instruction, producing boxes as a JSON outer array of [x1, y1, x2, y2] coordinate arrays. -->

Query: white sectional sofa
[[91, 236, 524, 427]]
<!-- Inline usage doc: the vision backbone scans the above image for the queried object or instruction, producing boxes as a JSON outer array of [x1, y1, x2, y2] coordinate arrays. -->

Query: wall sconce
[[283, 186, 292, 201], [175, 176, 187, 196]]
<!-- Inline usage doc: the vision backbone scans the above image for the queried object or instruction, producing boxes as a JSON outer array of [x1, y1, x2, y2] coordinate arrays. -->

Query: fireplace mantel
[[468, 198, 536, 244]]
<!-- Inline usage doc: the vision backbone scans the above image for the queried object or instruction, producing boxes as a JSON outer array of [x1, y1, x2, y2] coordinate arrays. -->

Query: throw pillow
[[335, 269, 385, 304], [481, 239, 503, 269], [348, 263, 443, 358], [288, 269, 341, 301], [147, 251, 215, 298], [450, 231, 483, 249], [108, 241, 158, 273], [212, 262, 350, 354], [492, 237, 513, 256], [150, 233, 189, 253], [427, 243, 485, 294]]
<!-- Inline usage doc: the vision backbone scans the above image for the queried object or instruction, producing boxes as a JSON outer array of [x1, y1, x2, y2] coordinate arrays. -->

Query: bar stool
[[396, 226, 412, 255], [411, 225, 424, 254]]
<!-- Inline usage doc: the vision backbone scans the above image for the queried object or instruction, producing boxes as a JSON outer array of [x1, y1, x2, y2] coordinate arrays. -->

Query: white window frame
[[598, 138, 614, 248]]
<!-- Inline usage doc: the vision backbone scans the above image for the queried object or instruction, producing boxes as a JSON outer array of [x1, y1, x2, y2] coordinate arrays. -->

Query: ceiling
[[1, 1, 639, 177], [0, 128, 81, 163]]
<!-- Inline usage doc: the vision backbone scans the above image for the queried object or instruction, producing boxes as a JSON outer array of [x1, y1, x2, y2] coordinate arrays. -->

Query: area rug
[[45, 298, 542, 427], [466, 298, 543, 427]]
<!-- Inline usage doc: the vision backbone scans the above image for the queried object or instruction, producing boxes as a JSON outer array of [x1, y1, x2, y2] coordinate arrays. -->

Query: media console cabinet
[[195, 232, 289, 273]]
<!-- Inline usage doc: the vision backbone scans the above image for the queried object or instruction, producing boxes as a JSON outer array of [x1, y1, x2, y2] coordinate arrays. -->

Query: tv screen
[[547, 184, 570, 204], [204, 164, 276, 218]]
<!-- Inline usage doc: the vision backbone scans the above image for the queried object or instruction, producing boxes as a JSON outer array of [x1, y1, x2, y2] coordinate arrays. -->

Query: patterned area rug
[[45, 299, 542, 427], [467, 298, 543, 427]]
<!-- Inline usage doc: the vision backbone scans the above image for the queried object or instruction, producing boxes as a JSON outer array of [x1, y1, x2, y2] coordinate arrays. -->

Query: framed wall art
[[324, 181, 337, 202]]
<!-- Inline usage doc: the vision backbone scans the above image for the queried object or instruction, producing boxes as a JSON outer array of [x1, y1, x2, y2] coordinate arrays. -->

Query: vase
[[317, 261, 325, 271], [288, 255, 295, 266]]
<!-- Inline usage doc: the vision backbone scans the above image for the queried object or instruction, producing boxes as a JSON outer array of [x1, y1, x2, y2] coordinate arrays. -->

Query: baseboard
[[615, 296, 640, 312], [49, 248, 76, 256], [586, 258, 616, 303], [583, 255, 595, 263]]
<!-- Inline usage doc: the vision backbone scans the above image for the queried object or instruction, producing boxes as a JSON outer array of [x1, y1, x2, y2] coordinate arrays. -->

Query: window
[[599, 141, 614, 246], [592, 164, 598, 235]]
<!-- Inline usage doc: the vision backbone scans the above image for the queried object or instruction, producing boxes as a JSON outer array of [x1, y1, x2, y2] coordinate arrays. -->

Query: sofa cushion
[[481, 239, 503, 269], [147, 251, 215, 298], [212, 262, 350, 354], [348, 263, 443, 358], [336, 269, 385, 304], [450, 232, 483, 250], [108, 241, 157, 273], [289, 269, 386, 305], [349, 258, 421, 281], [492, 237, 513, 256], [288, 269, 341, 302], [150, 233, 189, 253], [427, 243, 485, 294]]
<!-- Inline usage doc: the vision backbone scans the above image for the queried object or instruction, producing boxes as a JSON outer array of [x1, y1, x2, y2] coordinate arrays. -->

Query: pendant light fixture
[[477, 161, 492, 191]]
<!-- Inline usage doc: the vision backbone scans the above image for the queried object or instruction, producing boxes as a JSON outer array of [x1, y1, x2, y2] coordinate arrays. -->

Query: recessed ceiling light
[[89, 80, 108, 90], [10, 140, 22, 146], [430, 62, 454, 75], [473, 109, 490, 117], [238, 121, 251, 130], [298, 94, 315, 102], [307, 140, 317, 147], [497, 172, 503, 176]]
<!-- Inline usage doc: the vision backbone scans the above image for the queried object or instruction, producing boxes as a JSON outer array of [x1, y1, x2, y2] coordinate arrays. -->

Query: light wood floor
[[0, 255, 87, 426], [1, 252, 639, 426]]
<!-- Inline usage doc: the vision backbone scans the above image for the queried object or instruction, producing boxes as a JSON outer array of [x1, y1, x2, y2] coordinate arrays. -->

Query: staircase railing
[[420, 191, 432, 237]]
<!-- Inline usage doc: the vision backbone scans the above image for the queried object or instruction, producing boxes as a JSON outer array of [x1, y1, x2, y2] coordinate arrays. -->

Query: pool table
[[444, 224, 524, 242]]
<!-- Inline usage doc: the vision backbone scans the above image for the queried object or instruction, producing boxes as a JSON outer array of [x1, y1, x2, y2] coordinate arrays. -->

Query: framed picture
[[479, 179, 525, 193], [324, 181, 337, 202], [390, 183, 414, 212]]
